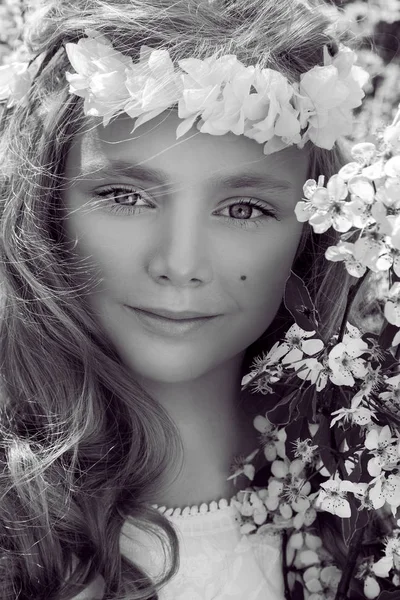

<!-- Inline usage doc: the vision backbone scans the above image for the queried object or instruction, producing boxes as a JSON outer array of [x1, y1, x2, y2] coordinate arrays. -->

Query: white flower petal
[[338, 162, 361, 181], [350, 358, 368, 379], [364, 576, 380, 599], [289, 532, 304, 550], [243, 464, 255, 481], [383, 474, 400, 508], [369, 478, 386, 510], [348, 175, 375, 203], [301, 338, 324, 355], [281, 347, 303, 365], [327, 174, 348, 200], [385, 156, 400, 179], [367, 457, 382, 478], [303, 179, 320, 199], [253, 415, 270, 433], [297, 549, 320, 567], [384, 299, 400, 327], [371, 556, 393, 578], [334, 498, 351, 518], [271, 460, 289, 479]]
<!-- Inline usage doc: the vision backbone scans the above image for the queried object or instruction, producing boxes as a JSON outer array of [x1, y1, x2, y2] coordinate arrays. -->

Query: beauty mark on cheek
[[240, 275, 247, 281]]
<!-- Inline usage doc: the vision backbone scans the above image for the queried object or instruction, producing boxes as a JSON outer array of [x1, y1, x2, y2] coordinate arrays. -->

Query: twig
[[334, 525, 365, 600], [337, 271, 370, 343]]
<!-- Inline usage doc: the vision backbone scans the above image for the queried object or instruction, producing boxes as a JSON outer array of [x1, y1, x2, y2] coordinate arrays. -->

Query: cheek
[[63, 212, 136, 297], [223, 219, 303, 312], [64, 208, 303, 314]]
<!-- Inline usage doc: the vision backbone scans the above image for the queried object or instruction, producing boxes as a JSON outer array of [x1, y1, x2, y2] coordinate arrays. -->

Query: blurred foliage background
[[0, 0, 399, 333]]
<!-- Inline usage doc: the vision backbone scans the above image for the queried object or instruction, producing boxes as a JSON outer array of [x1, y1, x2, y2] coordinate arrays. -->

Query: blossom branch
[[240, 96, 400, 600]]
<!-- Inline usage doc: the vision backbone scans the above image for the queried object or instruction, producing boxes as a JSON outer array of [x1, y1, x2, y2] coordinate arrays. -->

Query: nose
[[147, 198, 213, 287]]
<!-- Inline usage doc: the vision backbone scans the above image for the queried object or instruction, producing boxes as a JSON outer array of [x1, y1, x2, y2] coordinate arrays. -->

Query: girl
[[0, 0, 370, 598]]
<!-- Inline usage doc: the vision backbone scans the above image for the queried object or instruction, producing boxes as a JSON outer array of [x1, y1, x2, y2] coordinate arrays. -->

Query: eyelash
[[92, 185, 280, 228]]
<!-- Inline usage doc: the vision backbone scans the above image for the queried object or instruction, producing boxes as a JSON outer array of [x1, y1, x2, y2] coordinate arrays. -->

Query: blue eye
[[92, 185, 280, 227]]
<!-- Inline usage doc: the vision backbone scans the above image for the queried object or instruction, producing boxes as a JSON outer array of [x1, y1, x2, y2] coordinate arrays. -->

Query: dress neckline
[[150, 492, 241, 519]]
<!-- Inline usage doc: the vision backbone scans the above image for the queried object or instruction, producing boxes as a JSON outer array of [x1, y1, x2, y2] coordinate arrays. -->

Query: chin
[[125, 357, 211, 384]]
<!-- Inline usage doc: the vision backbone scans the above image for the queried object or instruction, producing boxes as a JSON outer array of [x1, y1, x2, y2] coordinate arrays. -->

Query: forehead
[[65, 109, 310, 188]]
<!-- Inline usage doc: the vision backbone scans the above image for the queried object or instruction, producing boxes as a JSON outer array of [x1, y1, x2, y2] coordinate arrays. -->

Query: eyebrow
[[77, 159, 293, 193]]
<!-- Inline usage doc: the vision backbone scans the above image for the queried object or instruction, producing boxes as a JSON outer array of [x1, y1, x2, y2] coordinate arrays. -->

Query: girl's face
[[63, 110, 309, 383]]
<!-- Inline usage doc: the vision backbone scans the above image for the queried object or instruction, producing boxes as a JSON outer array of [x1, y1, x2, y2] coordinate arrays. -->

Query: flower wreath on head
[[2, 27, 400, 600], [0, 28, 369, 154]]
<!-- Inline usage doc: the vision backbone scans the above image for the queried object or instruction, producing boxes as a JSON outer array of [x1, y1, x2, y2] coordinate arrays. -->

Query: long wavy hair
[[0, 1, 371, 598]]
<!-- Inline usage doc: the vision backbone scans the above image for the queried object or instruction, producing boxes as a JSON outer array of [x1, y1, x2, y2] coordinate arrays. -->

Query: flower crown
[[0, 29, 369, 155]]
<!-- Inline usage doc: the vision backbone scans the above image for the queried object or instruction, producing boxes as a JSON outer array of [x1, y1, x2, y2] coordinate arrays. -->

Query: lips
[[128, 306, 217, 320], [136, 309, 206, 321], [124, 305, 219, 338]]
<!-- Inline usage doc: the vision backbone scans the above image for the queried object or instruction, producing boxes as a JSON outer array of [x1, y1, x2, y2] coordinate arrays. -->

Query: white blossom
[[297, 175, 355, 234], [303, 564, 342, 600], [277, 324, 324, 367], [226, 449, 259, 483], [266, 459, 313, 518], [315, 476, 351, 518], [369, 473, 400, 511], [293, 438, 318, 464], [364, 425, 399, 476], [325, 240, 367, 277], [328, 336, 368, 386], [253, 414, 287, 461], [352, 230, 393, 273], [330, 394, 374, 427]]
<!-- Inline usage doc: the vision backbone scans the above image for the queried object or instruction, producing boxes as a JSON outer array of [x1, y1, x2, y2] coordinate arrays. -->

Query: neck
[[134, 352, 259, 508]]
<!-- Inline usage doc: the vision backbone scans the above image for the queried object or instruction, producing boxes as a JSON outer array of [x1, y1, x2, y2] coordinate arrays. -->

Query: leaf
[[341, 501, 371, 547], [283, 270, 320, 332], [380, 348, 399, 372], [378, 321, 400, 351], [378, 591, 400, 600], [294, 385, 318, 422], [334, 426, 347, 451], [320, 383, 339, 415], [341, 494, 356, 546], [267, 389, 300, 427], [253, 463, 272, 487], [344, 423, 365, 453], [354, 508, 372, 535], [361, 331, 380, 345], [312, 415, 337, 475], [347, 453, 362, 484], [358, 449, 374, 484]]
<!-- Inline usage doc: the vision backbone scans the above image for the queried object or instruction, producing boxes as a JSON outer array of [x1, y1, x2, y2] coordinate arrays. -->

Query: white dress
[[73, 493, 285, 600]]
